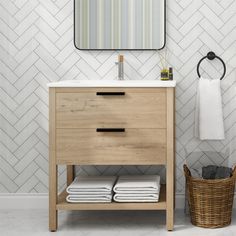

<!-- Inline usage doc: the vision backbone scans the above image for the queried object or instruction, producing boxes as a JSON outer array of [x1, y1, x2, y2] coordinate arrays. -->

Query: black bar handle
[[96, 92, 125, 96], [96, 128, 125, 132]]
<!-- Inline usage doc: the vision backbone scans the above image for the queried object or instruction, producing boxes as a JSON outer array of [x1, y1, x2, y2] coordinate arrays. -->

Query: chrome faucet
[[115, 55, 124, 80]]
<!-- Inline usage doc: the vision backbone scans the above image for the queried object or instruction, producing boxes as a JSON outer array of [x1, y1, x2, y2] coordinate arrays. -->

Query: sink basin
[[47, 80, 176, 88]]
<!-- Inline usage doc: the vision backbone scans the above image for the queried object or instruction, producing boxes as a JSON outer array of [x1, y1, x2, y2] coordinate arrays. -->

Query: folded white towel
[[113, 193, 159, 202], [66, 176, 117, 194], [66, 194, 112, 203], [67, 192, 112, 195], [195, 77, 225, 140], [113, 175, 160, 194]]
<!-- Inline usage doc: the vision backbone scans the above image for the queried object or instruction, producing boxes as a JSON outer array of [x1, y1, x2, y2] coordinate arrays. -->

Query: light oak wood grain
[[56, 88, 166, 129], [166, 88, 175, 231], [67, 165, 74, 186], [49, 87, 175, 231], [56, 128, 166, 165], [49, 88, 58, 232]]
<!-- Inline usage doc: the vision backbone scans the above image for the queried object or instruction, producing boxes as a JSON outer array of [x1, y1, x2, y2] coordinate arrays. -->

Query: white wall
[[0, 0, 236, 194]]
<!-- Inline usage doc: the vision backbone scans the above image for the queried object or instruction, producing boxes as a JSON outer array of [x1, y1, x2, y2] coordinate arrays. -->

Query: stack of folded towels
[[66, 176, 116, 203], [113, 175, 161, 202]]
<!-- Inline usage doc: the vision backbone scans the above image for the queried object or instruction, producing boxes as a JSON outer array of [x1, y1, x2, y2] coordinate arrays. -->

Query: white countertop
[[47, 80, 176, 88]]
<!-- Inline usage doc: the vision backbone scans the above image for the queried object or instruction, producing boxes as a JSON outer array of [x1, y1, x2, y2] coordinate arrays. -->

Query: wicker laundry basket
[[184, 164, 236, 228]]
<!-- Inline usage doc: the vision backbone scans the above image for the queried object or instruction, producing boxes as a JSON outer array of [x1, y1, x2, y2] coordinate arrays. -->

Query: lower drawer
[[56, 129, 166, 165]]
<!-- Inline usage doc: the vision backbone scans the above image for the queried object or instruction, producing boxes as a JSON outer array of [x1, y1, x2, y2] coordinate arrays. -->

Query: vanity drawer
[[55, 88, 166, 129], [56, 128, 166, 165]]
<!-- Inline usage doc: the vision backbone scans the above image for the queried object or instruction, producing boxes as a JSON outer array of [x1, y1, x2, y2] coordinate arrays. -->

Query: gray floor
[[0, 210, 235, 236]]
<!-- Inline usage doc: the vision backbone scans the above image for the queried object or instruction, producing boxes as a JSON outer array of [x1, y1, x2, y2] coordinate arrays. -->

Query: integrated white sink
[[47, 80, 176, 88]]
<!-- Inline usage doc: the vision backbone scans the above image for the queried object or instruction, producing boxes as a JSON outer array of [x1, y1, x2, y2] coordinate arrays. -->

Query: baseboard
[[0, 193, 235, 210], [175, 194, 185, 209], [0, 193, 48, 209]]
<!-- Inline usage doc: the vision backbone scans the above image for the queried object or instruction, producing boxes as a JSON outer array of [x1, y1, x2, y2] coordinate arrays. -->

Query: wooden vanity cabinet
[[49, 87, 175, 231]]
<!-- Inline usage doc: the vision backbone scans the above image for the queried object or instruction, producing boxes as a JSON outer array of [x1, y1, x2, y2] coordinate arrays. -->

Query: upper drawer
[[56, 88, 166, 128]]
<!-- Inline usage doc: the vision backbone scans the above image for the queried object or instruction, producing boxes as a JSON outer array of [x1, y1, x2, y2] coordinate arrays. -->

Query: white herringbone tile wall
[[0, 0, 236, 194]]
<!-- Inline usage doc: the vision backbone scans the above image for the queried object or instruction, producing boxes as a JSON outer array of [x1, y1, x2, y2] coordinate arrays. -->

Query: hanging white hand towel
[[195, 77, 225, 140]]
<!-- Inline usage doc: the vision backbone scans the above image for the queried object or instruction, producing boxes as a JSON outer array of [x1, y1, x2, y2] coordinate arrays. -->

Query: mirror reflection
[[74, 0, 165, 50]]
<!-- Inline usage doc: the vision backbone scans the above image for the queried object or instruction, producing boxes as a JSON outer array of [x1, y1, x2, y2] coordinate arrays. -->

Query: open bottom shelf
[[57, 184, 166, 211]]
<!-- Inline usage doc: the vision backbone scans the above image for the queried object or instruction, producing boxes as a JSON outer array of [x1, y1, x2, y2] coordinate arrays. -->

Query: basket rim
[[183, 164, 236, 183]]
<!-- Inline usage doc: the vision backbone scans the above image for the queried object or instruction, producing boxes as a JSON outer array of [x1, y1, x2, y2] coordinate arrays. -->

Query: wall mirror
[[74, 0, 166, 50]]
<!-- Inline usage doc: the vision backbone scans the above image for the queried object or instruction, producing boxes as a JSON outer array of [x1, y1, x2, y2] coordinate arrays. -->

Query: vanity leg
[[166, 88, 174, 231], [49, 164, 58, 232], [67, 165, 74, 185], [166, 161, 174, 231], [49, 87, 58, 231], [166, 188, 174, 231]]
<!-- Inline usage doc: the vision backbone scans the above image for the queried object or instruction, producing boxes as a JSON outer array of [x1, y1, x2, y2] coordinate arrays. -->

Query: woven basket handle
[[183, 164, 191, 178]]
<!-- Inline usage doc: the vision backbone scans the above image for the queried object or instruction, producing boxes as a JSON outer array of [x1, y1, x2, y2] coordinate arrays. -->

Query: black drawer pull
[[96, 128, 125, 132], [96, 92, 125, 96]]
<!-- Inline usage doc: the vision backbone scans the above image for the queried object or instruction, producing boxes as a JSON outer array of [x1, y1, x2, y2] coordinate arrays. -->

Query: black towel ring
[[197, 51, 226, 80]]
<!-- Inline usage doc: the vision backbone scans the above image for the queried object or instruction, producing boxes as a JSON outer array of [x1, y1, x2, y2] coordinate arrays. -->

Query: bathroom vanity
[[48, 80, 176, 231]]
